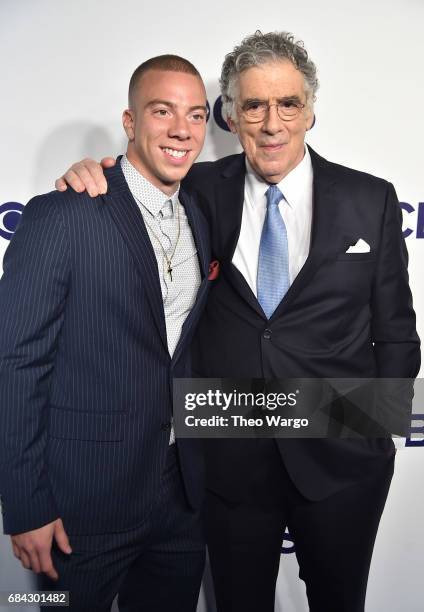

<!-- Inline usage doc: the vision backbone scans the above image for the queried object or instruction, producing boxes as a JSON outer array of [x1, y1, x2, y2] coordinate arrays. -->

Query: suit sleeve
[[0, 194, 70, 534], [371, 182, 420, 376], [370, 183, 420, 435]]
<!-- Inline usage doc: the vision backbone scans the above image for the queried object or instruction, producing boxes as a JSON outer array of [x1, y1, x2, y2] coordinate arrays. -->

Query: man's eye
[[280, 100, 297, 108], [245, 101, 264, 111], [154, 108, 170, 117], [190, 113, 205, 122]]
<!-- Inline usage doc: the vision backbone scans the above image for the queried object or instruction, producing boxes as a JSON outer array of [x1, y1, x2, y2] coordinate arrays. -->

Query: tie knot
[[266, 185, 284, 208]]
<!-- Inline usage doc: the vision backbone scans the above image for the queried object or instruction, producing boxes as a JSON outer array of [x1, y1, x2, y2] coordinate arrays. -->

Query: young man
[[0, 55, 211, 611]]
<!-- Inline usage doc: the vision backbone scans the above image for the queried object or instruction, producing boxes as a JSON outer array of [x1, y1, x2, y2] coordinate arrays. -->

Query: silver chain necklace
[[147, 198, 181, 282]]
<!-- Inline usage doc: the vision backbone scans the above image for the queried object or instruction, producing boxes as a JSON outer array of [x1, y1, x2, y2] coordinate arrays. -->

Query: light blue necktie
[[257, 185, 290, 319]]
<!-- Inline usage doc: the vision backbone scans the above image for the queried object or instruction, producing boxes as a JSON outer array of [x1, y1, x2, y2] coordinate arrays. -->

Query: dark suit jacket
[[184, 146, 421, 502], [0, 162, 210, 535]]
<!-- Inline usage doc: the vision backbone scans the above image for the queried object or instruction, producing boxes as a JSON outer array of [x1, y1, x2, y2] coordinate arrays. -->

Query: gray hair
[[220, 30, 319, 120]]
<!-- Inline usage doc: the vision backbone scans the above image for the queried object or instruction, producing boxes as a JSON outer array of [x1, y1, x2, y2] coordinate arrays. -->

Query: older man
[[56, 32, 420, 612]]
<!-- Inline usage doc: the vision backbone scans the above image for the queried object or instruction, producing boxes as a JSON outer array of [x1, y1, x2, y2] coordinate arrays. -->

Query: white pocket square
[[345, 238, 370, 253]]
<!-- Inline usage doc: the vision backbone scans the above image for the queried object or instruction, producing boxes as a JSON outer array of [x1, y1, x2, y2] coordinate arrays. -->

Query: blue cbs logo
[[0, 202, 24, 240], [212, 96, 231, 132], [400, 202, 424, 239], [406, 414, 424, 447]]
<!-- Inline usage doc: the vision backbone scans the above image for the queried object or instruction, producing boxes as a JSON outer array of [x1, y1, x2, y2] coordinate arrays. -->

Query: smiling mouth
[[262, 143, 285, 149], [161, 147, 189, 159]]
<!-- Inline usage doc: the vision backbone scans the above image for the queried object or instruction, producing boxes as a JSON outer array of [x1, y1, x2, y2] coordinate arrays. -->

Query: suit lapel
[[216, 154, 266, 318], [216, 154, 246, 260], [102, 161, 168, 351], [180, 187, 208, 279], [171, 188, 210, 365]]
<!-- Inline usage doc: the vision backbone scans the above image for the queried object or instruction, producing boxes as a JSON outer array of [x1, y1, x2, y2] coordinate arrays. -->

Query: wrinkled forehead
[[232, 60, 308, 101]]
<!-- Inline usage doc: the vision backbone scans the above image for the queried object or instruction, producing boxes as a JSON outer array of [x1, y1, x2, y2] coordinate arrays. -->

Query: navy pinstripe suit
[[0, 161, 211, 610]]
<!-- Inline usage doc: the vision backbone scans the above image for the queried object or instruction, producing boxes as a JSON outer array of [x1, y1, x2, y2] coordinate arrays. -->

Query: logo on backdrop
[[0, 202, 24, 240], [406, 414, 424, 447], [400, 202, 424, 239], [212, 96, 231, 132]]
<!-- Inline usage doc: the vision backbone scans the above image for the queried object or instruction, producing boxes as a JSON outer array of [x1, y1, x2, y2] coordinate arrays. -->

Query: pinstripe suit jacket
[[0, 162, 211, 536]]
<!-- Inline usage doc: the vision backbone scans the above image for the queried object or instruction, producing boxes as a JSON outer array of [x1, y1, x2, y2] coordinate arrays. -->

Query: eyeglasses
[[238, 99, 306, 123]]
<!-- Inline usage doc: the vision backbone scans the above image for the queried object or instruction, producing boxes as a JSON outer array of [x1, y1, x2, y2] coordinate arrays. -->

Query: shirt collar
[[120, 154, 179, 217], [245, 144, 313, 209]]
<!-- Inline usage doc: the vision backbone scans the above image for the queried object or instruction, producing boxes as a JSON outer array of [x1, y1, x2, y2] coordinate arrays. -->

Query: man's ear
[[305, 103, 315, 131], [122, 109, 135, 140], [226, 116, 238, 134], [306, 112, 315, 131]]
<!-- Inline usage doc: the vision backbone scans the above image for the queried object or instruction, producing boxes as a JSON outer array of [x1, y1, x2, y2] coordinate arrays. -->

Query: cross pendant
[[167, 263, 173, 282]]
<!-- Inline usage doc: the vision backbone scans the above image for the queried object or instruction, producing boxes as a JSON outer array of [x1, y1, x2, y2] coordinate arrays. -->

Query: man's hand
[[10, 518, 72, 580], [55, 157, 115, 197]]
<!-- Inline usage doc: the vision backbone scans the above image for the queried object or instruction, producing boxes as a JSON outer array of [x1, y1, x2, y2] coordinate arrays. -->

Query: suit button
[[161, 422, 172, 431], [263, 329, 272, 340]]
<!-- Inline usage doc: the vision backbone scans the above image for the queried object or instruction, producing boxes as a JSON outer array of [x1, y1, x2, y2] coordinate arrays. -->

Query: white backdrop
[[0, 1, 423, 610]]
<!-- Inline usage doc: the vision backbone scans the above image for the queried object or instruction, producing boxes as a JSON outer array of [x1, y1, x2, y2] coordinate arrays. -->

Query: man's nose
[[261, 104, 284, 135], [169, 115, 190, 139]]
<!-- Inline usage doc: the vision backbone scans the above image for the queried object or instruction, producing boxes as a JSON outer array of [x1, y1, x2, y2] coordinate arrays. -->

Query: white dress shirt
[[232, 145, 314, 295]]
